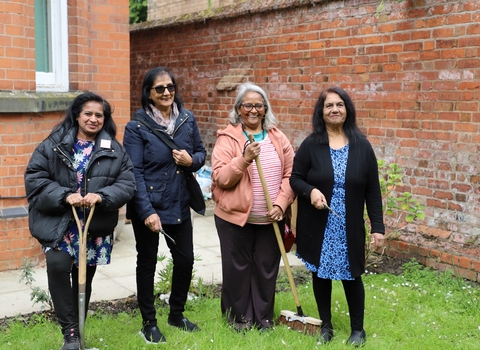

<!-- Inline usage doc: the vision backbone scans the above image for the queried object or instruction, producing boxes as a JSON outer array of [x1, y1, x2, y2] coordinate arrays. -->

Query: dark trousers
[[215, 215, 282, 329], [46, 249, 97, 334], [312, 274, 365, 331], [132, 216, 194, 325]]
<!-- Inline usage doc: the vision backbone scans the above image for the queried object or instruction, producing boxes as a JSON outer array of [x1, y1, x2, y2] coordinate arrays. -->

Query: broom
[[72, 204, 95, 350], [248, 134, 321, 335]]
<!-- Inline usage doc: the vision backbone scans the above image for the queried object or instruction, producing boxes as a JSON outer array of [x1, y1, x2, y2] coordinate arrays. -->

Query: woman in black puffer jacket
[[24, 92, 135, 350]]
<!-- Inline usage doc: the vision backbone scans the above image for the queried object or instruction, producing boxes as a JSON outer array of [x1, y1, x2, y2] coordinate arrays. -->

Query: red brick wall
[[0, 0, 130, 271], [131, 0, 480, 281], [0, 0, 36, 91]]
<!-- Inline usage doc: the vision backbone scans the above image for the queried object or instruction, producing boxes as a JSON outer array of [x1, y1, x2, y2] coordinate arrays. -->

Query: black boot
[[347, 329, 366, 347], [319, 325, 334, 343]]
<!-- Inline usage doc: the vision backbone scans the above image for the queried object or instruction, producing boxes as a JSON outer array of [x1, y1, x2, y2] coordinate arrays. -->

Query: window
[[35, 0, 69, 91]]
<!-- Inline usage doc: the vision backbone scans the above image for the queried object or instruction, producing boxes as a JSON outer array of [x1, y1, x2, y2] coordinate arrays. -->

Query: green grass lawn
[[1, 260, 479, 349]]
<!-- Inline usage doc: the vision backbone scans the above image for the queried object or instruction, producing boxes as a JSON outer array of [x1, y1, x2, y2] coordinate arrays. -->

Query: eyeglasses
[[151, 84, 176, 94], [241, 103, 265, 111]]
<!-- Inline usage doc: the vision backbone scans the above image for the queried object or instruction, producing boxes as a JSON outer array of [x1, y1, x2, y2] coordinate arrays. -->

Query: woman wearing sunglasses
[[211, 82, 295, 331], [123, 67, 206, 344]]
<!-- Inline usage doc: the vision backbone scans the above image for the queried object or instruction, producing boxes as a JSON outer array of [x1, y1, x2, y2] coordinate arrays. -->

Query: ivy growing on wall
[[130, 0, 147, 24]]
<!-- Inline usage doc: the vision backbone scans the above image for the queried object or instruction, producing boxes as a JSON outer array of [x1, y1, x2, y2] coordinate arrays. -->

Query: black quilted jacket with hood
[[24, 127, 136, 247]]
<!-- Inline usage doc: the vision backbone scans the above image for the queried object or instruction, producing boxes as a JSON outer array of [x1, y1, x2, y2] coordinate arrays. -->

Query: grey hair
[[228, 82, 278, 130]]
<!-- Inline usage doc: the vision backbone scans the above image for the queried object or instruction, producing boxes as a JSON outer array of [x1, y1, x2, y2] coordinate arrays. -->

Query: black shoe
[[231, 321, 252, 333], [168, 317, 199, 332], [347, 330, 366, 347], [319, 326, 334, 343], [61, 328, 80, 350], [259, 326, 274, 333], [139, 323, 166, 344]]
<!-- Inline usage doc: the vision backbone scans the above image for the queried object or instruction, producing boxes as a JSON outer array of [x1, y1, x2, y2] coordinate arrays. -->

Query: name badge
[[100, 139, 112, 149]]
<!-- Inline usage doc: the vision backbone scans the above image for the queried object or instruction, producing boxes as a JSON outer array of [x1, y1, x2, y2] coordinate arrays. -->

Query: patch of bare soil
[[366, 253, 410, 275]]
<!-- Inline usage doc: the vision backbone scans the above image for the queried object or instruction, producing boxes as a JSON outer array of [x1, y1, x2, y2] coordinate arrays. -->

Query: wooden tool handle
[[72, 205, 95, 287], [247, 134, 302, 310]]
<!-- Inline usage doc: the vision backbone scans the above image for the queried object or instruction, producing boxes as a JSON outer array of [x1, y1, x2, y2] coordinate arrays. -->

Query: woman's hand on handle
[[144, 213, 162, 233], [66, 193, 83, 207], [82, 193, 102, 207], [268, 205, 284, 222], [310, 188, 327, 210], [243, 141, 260, 163], [66, 193, 101, 208]]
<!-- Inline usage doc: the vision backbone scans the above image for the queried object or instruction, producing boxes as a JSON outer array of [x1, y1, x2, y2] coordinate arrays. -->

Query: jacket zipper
[[55, 146, 74, 168]]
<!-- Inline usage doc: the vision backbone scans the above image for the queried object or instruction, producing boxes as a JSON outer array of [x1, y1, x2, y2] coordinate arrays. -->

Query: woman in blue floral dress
[[25, 92, 135, 350], [290, 87, 385, 347]]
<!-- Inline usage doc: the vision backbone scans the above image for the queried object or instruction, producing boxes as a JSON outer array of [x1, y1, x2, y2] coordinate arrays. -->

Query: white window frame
[[36, 0, 69, 92]]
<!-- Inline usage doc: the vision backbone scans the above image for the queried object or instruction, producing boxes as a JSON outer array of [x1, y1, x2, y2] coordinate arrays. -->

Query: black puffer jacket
[[24, 127, 136, 247]]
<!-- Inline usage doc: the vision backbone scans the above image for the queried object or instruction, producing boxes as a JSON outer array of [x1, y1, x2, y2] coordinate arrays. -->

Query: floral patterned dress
[[317, 144, 352, 280], [44, 139, 113, 267], [302, 145, 353, 280]]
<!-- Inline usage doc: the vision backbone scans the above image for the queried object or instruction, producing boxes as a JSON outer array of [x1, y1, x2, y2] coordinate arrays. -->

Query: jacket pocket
[[216, 187, 251, 214], [147, 182, 168, 210]]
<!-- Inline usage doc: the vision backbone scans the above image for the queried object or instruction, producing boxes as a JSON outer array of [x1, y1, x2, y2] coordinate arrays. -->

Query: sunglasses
[[151, 84, 176, 94]]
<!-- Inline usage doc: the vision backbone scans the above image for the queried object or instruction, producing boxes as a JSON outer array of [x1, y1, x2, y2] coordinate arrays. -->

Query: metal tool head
[[323, 204, 341, 218], [159, 228, 176, 245]]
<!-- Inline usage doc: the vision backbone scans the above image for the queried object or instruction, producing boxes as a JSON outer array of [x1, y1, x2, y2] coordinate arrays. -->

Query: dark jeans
[[215, 215, 282, 329], [312, 274, 365, 331], [132, 216, 194, 325], [46, 249, 97, 334]]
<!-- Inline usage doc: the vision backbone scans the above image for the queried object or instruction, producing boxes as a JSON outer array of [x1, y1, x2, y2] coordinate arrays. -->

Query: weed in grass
[[155, 254, 202, 295], [18, 258, 53, 311], [365, 160, 425, 270]]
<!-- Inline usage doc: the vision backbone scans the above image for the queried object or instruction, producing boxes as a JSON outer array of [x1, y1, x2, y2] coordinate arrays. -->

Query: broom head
[[276, 310, 322, 336]]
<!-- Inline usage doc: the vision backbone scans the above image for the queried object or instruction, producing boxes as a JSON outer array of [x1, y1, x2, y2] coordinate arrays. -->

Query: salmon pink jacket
[[211, 123, 295, 227]]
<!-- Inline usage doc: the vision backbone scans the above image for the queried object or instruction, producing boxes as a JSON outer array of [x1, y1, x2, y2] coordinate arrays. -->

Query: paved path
[[0, 212, 303, 319]]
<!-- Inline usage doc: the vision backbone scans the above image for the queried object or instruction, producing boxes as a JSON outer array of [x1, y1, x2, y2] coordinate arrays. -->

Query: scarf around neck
[[146, 102, 179, 136]]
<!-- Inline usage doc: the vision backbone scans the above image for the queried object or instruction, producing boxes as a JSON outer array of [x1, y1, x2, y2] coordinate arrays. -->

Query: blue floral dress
[[303, 144, 353, 280], [45, 139, 113, 267]]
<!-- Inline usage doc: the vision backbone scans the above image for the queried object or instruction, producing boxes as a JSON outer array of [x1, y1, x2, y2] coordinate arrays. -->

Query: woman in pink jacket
[[211, 82, 295, 331]]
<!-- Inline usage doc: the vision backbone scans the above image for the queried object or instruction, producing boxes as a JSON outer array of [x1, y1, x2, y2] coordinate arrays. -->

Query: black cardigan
[[290, 134, 385, 278]]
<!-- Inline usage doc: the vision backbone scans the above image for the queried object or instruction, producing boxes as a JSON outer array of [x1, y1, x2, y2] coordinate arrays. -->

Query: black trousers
[[46, 249, 97, 334], [132, 216, 194, 325], [312, 274, 365, 331], [215, 215, 282, 329]]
